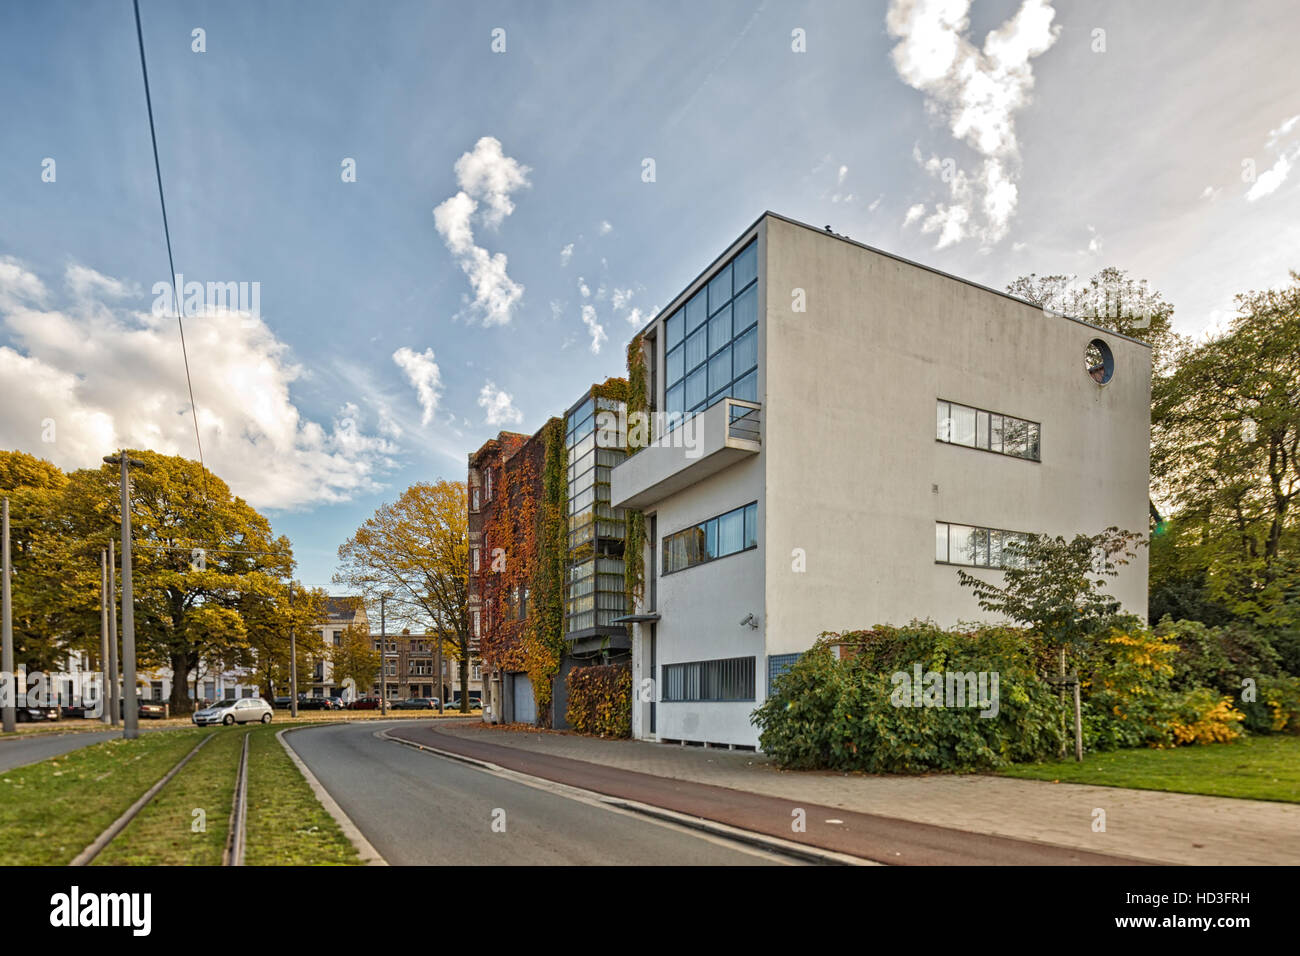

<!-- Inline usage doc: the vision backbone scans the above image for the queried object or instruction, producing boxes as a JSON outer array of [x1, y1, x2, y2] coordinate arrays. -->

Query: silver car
[[193, 697, 273, 726]]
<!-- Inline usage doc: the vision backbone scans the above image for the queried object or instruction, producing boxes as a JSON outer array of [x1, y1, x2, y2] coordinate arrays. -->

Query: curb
[[379, 728, 875, 867], [277, 725, 387, 866]]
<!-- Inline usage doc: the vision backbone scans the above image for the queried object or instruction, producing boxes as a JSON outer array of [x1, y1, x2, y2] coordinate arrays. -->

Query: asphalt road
[[285, 720, 794, 865], [0, 728, 118, 772]]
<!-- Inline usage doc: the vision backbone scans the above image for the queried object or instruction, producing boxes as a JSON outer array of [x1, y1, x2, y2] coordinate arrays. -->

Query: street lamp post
[[99, 549, 111, 725], [2, 498, 14, 734], [379, 593, 388, 716], [288, 581, 298, 719], [104, 452, 144, 740], [108, 538, 119, 728]]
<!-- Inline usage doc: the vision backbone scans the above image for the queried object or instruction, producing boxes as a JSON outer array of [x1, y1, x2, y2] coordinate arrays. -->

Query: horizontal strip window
[[935, 522, 1031, 569], [662, 656, 756, 702], [662, 502, 758, 574], [936, 400, 1040, 461]]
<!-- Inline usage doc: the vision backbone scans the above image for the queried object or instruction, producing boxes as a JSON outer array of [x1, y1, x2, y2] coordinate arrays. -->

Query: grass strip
[[93, 727, 247, 866], [0, 728, 212, 865], [998, 735, 1300, 803], [243, 726, 360, 866]]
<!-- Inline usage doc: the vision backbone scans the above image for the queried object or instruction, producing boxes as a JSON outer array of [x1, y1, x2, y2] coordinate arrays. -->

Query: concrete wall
[[761, 215, 1151, 656]]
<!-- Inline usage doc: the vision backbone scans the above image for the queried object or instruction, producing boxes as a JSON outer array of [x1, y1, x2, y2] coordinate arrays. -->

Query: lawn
[[0, 728, 213, 865], [0, 724, 361, 865], [999, 735, 1300, 803], [93, 727, 246, 866], [243, 727, 359, 865]]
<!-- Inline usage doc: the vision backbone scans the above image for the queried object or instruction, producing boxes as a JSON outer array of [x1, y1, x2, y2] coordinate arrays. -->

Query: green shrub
[[754, 622, 1068, 772], [1155, 617, 1282, 695], [566, 663, 632, 738]]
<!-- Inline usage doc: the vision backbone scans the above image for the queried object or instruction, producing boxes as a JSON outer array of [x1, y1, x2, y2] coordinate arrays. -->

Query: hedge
[[566, 663, 632, 738]]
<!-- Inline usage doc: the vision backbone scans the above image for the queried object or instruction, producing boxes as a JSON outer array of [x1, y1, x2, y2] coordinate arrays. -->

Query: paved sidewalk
[[421, 720, 1300, 866]]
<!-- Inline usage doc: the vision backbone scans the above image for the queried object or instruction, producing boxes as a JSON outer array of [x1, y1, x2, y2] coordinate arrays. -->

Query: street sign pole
[[2, 498, 15, 733]]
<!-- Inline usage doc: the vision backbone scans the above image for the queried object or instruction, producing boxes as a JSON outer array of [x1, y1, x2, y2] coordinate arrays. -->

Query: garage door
[[512, 673, 536, 725]]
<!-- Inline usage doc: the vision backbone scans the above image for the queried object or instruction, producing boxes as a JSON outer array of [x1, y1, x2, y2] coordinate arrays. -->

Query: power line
[[132, 0, 210, 502]]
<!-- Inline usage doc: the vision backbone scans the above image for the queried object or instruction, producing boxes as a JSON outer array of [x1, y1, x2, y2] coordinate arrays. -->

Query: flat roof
[[631, 210, 1152, 350]]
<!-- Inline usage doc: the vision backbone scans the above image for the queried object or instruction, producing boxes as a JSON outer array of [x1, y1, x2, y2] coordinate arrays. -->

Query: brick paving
[[416, 720, 1300, 866]]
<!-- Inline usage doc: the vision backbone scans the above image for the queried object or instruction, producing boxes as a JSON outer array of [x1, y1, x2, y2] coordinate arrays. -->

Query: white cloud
[[581, 303, 607, 354], [598, 220, 613, 235], [577, 277, 591, 299], [837, 164, 849, 185], [477, 380, 523, 426], [903, 202, 926, 227], [887, 0, 1060, 247], [559, 243, 574, 266], [391, 346, 443, 426], [0, 258, 397, 511], [868, 195, 883, 211], [611, 287, 634, 311], [432, 137, 531, 326], [1246, 151, 1295, 202]]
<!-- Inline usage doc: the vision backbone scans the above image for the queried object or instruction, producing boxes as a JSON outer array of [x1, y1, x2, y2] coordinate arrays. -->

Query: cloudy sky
[[1, 0, 1297, 588]]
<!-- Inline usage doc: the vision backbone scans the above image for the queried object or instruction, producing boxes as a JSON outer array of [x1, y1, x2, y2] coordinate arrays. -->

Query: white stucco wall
[[761, 215, 1151, 655]]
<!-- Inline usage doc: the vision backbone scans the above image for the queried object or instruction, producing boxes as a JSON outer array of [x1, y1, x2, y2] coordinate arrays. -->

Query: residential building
[[553, 381, 632, 727], [308, 596, 369, 699], [369, 629, 482, 702], [468, 430, 543, 723], [612, 212, 1151, 749]]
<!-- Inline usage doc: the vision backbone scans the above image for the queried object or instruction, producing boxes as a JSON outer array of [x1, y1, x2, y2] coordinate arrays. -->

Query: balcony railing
[[610, 398, 762, 511]]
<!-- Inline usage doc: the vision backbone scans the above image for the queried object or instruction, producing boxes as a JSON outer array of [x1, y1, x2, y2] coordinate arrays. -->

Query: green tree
[[334, 481, 470, 710], [1007, 266, 1178, 366], [1150, 272, 1300, 632], [957, 527, 1144, 668], [56, 450, 292, 714], [330, 620, 381, 700]]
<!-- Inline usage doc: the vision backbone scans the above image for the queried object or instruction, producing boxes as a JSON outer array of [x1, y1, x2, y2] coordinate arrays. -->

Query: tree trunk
[[169, 650, 194, 715], [459, 652, 470, 713]]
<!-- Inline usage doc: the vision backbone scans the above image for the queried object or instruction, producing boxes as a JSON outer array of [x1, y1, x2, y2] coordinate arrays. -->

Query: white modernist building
[[612, 212, 1151, 750]]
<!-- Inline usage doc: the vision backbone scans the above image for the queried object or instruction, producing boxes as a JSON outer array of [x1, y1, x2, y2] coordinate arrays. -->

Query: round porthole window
[[1085, 338, 1114, 385]]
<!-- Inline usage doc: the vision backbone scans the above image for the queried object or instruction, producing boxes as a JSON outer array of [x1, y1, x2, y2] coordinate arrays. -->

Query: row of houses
[[470, 211, 1151, 749], [114, 598, 481, 706]]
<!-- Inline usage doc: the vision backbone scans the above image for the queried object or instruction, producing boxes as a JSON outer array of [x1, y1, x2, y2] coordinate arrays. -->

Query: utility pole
[[2, 498, 14, 734], [99, 549, 110, 725], [104, 452, 144, 739], [288, 582, 298, 719], [108, 538, 119, 728], [379, 594, 388, 716], [435, 625, 444, 714]]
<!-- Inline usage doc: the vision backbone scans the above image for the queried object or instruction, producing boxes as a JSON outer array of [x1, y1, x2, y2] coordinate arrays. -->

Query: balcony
[[610, 398, 761, 510]]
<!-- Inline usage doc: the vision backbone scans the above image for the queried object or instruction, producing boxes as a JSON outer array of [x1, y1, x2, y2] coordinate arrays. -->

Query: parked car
[[119, 698, 168, 719], [272, 696, 293, 709], [15, 705, 59, 722], [347, 697, 382, 710], [327, 696, 345, 710], [192, 697, 273, 726], [448, 695, 482, 710], [60, 704, 91, 718], [297, 696, 333, 711], [391, 697, 438, 710]]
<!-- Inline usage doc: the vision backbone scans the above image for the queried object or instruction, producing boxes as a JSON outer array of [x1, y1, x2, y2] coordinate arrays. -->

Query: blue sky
[[2, 0, 1298, 590]]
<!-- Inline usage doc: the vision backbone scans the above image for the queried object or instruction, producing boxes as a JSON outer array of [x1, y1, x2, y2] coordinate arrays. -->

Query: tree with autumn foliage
[[330, 619, 381, 699], [333, 480, 470, 710]]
